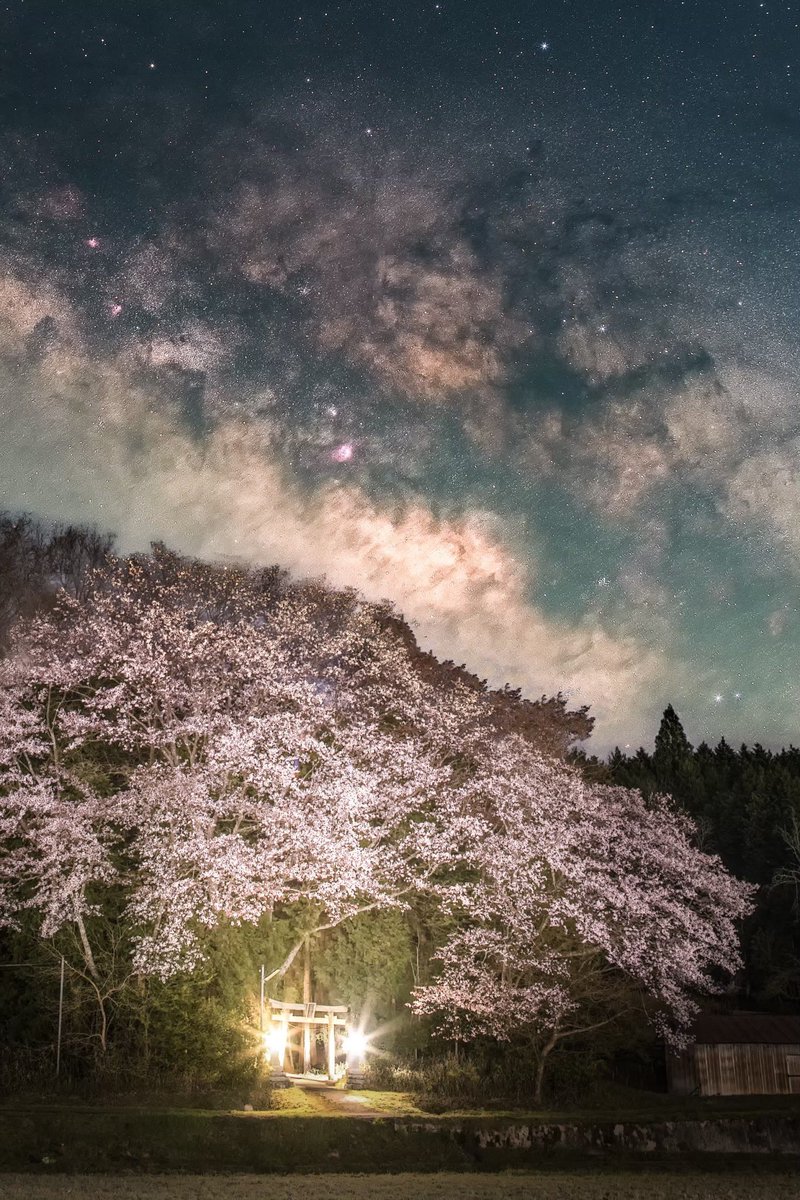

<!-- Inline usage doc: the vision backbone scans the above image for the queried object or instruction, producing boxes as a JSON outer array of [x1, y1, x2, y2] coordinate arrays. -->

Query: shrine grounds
[[2, 1088, 800, 1196]]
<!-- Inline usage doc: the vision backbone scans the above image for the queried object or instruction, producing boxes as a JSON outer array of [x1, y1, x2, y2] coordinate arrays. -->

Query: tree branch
[[263, 896, 408, 986], [73, 908, 100, 982]]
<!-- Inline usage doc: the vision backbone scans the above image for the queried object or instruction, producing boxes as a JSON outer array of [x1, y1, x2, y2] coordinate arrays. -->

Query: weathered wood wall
[[668, 1043, 800, 1095]]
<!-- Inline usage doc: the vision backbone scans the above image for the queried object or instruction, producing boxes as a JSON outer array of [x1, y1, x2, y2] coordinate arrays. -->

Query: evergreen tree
[[607, 711, 800, 1010], [653, 705, 692, 775]]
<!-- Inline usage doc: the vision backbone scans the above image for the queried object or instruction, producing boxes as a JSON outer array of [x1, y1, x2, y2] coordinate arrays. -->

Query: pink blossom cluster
[[411, 745, 753, 1046], [0, 549, 753, 1046]]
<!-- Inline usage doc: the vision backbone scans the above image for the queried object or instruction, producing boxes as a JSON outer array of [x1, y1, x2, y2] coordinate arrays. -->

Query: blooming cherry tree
[[0, 549, 478, 986], [412, 740, 753, 1100], [0, 546, 752, 1084]]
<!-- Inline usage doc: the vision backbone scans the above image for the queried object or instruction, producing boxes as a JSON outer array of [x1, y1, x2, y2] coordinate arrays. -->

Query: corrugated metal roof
[[692, 1013, 800, 1045]]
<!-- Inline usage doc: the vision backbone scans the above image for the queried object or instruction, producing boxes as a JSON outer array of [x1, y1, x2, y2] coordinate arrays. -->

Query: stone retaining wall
[[397, 1116, 800, 1155]]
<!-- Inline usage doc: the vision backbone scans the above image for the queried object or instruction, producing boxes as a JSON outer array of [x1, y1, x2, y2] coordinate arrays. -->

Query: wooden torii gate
[[266, 998, 349, 1081]]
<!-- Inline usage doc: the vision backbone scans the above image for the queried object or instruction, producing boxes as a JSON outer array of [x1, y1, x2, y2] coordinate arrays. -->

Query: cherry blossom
[[0, 546, 752, 1084], [0, 549, 478, 977], [412, 740, 753, 1098]]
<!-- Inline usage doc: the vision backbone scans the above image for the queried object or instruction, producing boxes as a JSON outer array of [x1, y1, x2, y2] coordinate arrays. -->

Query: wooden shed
[[667, 1013, 800, 1096]]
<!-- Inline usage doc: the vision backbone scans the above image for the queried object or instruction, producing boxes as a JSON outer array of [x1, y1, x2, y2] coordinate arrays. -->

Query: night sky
[[0, 0, 798, 751]]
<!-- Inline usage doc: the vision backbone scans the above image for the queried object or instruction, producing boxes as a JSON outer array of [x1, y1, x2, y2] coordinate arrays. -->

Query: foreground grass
[[6, 1085, 800, 1123], [1, 1090, 799, 1177], [1, 1172, 800, 1200], [267, 1085, 800, 1123], [403, 1085, 800, 1123]]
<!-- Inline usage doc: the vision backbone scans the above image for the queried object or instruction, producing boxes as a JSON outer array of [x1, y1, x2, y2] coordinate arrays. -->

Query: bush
[[541, 1048, 607, 1106], [362, 1059, 420, 1091], [364, 1043, 616, 1112], [363, 1054, 484, 1107]]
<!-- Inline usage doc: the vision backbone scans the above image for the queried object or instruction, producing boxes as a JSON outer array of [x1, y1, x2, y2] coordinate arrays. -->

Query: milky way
[[0, 0, 799, 750]]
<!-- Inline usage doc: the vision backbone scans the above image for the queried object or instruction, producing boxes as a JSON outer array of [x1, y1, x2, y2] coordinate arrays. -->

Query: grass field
[[1, 1089, 799, 1181], [1, 1172, 800, 1200], [8, 1084, 800, 1122]]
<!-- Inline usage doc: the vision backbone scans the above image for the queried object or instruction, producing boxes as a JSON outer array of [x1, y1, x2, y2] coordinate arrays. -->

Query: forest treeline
[[594, 707, 800, 1008], [0, 513, 794, 1107]]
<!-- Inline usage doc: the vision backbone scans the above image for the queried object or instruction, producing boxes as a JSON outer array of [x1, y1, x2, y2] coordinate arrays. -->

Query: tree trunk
[[97, 996, 108, 1056], [74, 911, 100, 981], [533, 1029, 559, 1107], [302, 934, 312, 1073]]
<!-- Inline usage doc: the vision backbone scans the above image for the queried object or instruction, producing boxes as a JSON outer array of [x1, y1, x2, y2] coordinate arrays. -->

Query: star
[[540, 41, 549, 51], [713, 694, 723, 704]]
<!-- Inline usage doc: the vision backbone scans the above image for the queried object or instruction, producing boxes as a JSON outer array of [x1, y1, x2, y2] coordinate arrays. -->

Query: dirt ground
[[1, 1174, 800, 1200]]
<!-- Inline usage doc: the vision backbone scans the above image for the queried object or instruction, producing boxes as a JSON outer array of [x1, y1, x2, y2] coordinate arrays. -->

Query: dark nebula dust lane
[[1, 0, 799, 749]]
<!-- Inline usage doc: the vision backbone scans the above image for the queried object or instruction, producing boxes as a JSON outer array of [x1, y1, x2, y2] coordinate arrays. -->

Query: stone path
[[297, 1082, 387, 1118]]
